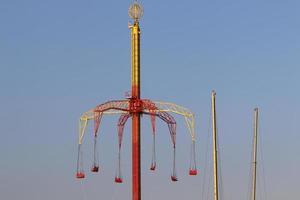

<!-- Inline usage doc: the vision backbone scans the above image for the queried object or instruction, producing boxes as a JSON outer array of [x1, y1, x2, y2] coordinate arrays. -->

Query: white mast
[[211, 90, 219, 200], [251, 108, 259, 200]]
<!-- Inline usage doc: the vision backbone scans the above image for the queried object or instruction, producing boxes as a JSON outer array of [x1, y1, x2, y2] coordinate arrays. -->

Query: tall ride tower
[[76, 1, 198, 200], [128, 2, 143, 199]]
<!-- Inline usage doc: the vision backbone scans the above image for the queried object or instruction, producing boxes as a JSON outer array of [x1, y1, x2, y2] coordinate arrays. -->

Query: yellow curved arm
[[78, 109, 127, 144], [153, 101, 196, 141]]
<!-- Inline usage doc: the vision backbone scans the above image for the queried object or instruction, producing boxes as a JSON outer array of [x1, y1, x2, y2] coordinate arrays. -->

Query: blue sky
[[0, 0, 299, 200]]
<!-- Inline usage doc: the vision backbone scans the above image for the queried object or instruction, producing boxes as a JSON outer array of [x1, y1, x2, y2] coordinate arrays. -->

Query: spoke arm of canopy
[[78, 100, 130, 144], [78, 100, 196, 144], [153, 101, 196, 141]]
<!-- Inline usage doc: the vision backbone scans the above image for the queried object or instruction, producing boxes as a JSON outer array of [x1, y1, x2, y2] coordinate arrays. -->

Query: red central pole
[[132, 113, 141, 200], [130, 22, 141, 200]]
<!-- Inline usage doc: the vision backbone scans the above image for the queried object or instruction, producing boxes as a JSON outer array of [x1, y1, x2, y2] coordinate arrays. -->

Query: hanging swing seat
[[189, 169, 197, 176], [171, 175, 178, 182], [115, 177, 123, 183], [150, 164, 156, 171], [76, 172, 85, 179], [91, 166, 99, 172]]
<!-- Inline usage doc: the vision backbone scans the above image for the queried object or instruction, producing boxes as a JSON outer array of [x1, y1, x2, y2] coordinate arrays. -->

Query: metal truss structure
[[76, 99, 197, 181]]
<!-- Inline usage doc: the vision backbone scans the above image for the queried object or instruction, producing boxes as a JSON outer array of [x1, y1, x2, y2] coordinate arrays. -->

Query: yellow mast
[[252, 108, 259, 200], [130, 20, 141, 99], [211, 90, 219, 200]]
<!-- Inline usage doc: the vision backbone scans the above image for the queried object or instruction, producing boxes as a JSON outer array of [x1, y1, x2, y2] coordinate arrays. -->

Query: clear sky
[[0, 0, 299, 200]]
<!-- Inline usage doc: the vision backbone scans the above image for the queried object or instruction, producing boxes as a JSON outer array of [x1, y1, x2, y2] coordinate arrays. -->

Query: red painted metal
[[189, 169, 197, 176], [76, 172, 85, 179], [132, 112, 141, 200], [115, 177, 123, 183]]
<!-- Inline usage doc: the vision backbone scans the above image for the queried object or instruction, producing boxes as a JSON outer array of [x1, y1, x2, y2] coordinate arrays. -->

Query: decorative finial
[[128, 0, 143, 22]]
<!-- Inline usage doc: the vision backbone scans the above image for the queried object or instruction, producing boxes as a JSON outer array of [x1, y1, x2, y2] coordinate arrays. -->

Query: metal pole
[[211, 91, 219, 200], [252, 108, 259, 200], [131, 22, 141, 200]]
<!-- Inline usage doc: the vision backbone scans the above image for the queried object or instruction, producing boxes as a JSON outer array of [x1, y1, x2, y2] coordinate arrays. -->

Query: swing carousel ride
[[75, 1, 198, 200]]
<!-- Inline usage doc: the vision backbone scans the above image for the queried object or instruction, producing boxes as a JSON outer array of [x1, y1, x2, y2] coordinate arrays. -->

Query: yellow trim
[[78, 119, 88, 144], [131, 24, 140, 87]]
